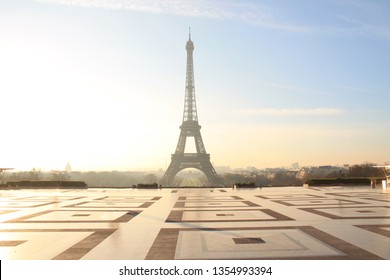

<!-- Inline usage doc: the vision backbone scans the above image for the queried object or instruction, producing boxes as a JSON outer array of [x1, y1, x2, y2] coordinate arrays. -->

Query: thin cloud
[[36, 0, 390, 39], [335, 85, 374, 94], [334, 84, 388, 98], [36, 0, 310, 32], [236, 108, 346, 116], [323, 0, 390, 40], [326, 14, 390, 40]]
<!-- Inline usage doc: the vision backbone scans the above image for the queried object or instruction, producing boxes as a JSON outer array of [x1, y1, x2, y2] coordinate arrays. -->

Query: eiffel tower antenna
[[162, 32, 221, 187]]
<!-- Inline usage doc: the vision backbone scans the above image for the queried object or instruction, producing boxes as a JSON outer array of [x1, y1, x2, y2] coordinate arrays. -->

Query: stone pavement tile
[[0, 186, 389, 260]]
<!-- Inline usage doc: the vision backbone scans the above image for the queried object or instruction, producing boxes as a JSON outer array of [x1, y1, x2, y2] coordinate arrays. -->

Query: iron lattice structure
[[162, 33, 221, 187]]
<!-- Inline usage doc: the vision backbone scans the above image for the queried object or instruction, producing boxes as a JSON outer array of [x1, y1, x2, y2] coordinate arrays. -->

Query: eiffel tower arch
[[162, 32, 222, 187]]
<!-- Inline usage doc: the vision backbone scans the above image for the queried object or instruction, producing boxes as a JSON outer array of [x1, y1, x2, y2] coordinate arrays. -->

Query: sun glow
[[0, 24, 176, 171]]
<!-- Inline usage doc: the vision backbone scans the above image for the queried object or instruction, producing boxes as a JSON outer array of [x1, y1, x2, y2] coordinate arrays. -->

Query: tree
[[271, 171, 302, 186], [348, 163, 384, 178], [28, 168, 42, 181], [51, 170, 70, 181], [143, 174, 158, 184]]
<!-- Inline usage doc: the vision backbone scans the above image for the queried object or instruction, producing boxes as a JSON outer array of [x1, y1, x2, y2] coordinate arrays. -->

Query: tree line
[[1, 163, 386, 187]]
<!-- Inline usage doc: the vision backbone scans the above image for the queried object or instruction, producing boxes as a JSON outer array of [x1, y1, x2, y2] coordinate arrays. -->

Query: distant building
[[215, 166, 233, 174], [291, 163, 300, 170], [65, 162, 72, 173]]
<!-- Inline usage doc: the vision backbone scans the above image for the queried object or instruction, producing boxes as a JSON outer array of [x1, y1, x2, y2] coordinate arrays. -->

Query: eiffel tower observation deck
[[162, 31, 221, 187]]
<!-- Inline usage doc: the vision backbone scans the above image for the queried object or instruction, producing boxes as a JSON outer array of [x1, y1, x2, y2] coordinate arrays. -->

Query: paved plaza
[[0, 186, 389, 260]]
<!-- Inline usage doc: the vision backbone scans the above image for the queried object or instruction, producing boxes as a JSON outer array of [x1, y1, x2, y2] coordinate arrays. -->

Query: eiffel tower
[[162, 32, 221, 187]]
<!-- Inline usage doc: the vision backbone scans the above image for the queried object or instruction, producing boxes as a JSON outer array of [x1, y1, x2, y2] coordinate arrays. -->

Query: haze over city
[[1, 0, 389, 172]]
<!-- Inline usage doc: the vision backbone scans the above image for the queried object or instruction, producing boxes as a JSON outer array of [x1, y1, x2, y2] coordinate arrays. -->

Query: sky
[[0, 0, 389, 172]]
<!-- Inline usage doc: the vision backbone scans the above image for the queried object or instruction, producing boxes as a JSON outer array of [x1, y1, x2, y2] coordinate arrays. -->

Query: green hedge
[[305, 178, 371, 186], [136, 183, 159, 189], [235, 182, 257, 188], [4, 181, 87, 188]]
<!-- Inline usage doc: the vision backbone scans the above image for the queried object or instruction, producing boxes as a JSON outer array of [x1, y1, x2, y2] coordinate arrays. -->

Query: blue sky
[[0, 0, 389, 171]]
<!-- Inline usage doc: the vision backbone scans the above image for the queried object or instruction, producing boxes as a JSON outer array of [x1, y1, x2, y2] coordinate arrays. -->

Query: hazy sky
[[1, 0, 389, 171]]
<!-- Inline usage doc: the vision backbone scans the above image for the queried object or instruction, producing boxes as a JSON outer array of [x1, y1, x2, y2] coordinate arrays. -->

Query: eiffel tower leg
[[161, 159, 180, 187], [200, 159, 222, 186]]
